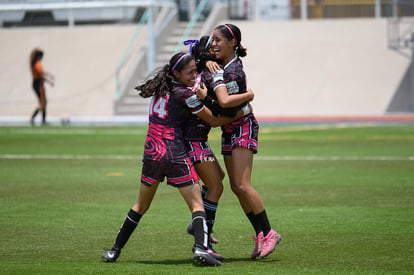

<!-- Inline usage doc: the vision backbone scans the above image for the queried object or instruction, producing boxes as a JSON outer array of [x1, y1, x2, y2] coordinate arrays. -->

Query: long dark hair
[[215, 23, 247, 57], [136, 52, 194, 98], [188, 35, 217, 72], [30, 48, 43, 73]]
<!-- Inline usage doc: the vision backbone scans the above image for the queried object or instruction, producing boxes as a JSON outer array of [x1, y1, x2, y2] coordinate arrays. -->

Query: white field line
[[1, 129, 147, 135], [0, 123, 378, 136], [0, 154, 413, 161]]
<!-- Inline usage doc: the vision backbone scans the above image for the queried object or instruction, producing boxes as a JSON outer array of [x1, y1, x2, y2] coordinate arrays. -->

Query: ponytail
[[135, 65, 172, 98], [136, 52, 194, 98]]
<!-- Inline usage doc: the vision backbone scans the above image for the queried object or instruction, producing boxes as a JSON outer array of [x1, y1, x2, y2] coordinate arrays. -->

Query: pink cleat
[[251, 231, 264, 259], [259, 229, 281, 258], [207, 243, 224, 261]]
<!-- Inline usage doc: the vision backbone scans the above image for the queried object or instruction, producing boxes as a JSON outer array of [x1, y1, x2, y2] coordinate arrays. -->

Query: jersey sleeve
[[212, 69, 225, 91], [182, 88, 205, 114]]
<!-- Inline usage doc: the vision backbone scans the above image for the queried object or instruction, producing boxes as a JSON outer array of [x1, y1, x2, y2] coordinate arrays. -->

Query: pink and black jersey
[[182, 70, 215, 141], [209, 55, 259, 154], [212, 56, 248, 97], [143, 81, 205, 161], [212, 56, 250, 133]]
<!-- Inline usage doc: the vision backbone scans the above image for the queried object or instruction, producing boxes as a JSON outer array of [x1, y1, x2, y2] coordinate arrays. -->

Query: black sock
[[204, 199, 217, 238], [192, 211, 208, 249], [113, 209, 142, 250], [247, 212, 262, 236], [201, 185, 208, 199], [255, 210, 271, 236], [42, 110, 46, 123], [31, 109, 39, 120]]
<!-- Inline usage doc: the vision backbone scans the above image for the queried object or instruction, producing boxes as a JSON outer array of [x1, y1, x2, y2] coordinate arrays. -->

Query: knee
[[230, 182, 249, 196]]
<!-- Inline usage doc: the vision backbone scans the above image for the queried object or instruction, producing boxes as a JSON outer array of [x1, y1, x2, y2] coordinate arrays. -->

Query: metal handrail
[[115, 8, 149, 100]]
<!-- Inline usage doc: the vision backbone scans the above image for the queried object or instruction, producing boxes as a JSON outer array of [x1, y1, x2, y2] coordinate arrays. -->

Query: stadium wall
[[0, 18, 411, 123]]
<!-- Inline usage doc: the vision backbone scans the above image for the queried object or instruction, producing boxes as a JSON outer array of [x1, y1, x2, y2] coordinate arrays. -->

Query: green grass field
[[0, 124, 413, 274]]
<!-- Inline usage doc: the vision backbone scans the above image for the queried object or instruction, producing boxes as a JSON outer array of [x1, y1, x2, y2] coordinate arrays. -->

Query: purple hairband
[[171, 53, 190, 72], [183, 39, 200, 54]]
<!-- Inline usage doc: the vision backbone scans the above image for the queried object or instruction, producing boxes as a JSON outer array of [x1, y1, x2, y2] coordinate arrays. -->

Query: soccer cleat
[[193, 247, 222, 266], [101, 247, 121, 262], [187, 223, 218, 244], [207, 243, 224, 261], [259, 229, 281, 258], [251, 231, 264, 259]]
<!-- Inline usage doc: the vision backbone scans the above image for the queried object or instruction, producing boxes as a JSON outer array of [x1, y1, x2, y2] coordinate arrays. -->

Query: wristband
[[213, 69, 224, 83]]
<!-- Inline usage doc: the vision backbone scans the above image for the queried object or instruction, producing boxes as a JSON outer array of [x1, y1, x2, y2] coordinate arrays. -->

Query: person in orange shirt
[[30, 48, 54, 126]]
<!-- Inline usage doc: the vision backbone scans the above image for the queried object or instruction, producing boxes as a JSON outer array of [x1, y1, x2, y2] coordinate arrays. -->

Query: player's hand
[[206, 61, 221, 73], [196, 82, 207, 100]]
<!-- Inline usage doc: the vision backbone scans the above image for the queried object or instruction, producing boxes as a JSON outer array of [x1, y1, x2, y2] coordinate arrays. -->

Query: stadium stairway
[[113, 21, 204, 116], [0, 18, 412, 125]]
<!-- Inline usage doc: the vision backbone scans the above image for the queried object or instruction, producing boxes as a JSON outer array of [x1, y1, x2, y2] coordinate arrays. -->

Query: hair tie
[[183, 39, 200, 54], [171, 53, 190, 72], [224, 24, 237, 43]]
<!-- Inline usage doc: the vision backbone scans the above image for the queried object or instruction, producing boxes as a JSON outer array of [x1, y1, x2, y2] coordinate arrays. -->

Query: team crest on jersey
[[185, 94, 201, 108], [226, 81, 239, 95]]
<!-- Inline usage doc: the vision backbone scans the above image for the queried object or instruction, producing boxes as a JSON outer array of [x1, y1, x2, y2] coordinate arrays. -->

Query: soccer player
[[202, 24, 282, 259], [29, 48, 54, 126], [101, 52, 249, 266], [183, 36, 254, 261]]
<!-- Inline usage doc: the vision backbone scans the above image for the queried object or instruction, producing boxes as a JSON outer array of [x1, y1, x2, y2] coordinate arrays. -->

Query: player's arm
[[195, 82, 238, 117], [212, 69, 254, 108], [197, 84, 254, 116], [196, 105, 249, 127], [194, 84, 250, 127], [202, 94, 238, 117], [43, 73, 54, 86], [36, 62, 54, 86]]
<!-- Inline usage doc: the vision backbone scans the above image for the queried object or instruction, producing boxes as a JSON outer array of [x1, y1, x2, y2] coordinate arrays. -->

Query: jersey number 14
[[149, 96, 168, 118]]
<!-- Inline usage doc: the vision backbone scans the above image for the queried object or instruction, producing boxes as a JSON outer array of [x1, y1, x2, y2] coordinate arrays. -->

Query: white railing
[[0, 0, 175, 27]]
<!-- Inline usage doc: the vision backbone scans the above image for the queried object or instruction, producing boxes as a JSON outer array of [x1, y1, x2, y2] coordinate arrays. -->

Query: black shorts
[[141, 157, 199, 188], [32, 79, 45, 99]]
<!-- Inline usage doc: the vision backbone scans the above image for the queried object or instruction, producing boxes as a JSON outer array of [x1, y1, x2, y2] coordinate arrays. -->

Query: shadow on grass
[[123, 256, 280, 266]]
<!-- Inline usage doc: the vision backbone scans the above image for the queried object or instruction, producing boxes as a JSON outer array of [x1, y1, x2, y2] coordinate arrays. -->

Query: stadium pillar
[[188, 0, 196, 20], [254, 0, 260, 21], [392, 0, 397, 18], [301, 0, 307, 20], [375, 0, 381, 18], [68, 0, 74, 27], [411, 33, 414, 112], [147, 0, 155, 73]]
